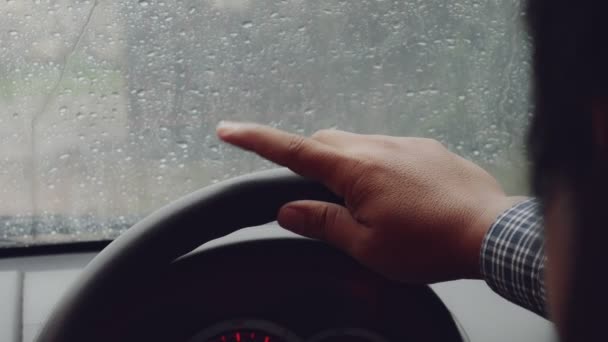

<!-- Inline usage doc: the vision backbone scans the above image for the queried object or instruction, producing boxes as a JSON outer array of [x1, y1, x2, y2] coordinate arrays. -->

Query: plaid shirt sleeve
[[480, 198, 547, 317]]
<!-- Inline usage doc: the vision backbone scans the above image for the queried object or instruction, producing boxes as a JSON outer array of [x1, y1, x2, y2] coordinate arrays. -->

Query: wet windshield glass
[[0, 0, 529, 246]]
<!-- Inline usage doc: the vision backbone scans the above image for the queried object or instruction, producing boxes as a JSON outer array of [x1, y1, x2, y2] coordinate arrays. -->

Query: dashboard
[[0, 225, 555, 342]]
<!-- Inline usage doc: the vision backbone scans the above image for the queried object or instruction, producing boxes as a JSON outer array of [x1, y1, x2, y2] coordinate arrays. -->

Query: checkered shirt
[[480, 198, 547, 317]]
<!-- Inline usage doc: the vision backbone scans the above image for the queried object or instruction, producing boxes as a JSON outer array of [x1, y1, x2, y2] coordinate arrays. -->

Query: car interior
[[0, 0, 555, 341]]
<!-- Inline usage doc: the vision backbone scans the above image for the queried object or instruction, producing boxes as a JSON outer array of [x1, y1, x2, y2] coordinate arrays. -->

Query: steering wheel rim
[[36, 168, 342, 342]]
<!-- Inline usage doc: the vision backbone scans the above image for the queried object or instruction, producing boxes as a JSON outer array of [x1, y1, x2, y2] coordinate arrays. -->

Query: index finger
[[216, 121, 352, 194]]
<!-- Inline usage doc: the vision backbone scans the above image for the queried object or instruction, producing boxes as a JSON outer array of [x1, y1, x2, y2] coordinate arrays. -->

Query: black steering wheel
[[37, 168, 341, 341], [36, 168, 465, 342]]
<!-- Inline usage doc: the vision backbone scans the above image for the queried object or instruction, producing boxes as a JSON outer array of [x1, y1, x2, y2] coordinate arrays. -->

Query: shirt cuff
[[480, 198, 547, 317]]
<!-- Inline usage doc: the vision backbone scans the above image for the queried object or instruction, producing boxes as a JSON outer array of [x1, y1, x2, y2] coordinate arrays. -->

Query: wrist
[[460, 196, 529, 279]]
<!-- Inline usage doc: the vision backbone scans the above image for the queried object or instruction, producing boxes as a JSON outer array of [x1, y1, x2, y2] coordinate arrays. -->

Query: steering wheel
[[36, 168, 341, 341], [36, 168, 464, 342]]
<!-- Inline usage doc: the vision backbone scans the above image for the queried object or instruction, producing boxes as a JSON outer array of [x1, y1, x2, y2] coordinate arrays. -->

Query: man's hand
[[217, 121, 523, 283]]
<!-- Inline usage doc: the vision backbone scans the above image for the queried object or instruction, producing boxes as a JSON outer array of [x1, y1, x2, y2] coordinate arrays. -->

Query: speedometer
[[188, 319, 301, 342], [205, 330, 281, 342]]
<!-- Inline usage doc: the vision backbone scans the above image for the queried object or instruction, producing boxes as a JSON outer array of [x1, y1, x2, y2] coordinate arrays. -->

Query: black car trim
[[0, 240, 111, 258]]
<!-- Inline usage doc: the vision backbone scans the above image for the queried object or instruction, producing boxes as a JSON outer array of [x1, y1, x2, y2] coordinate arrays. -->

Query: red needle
[[236, 332, 241, 342]]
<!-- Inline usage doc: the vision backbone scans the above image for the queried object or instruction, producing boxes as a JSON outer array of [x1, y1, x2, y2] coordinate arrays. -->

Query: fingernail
[[216, 120, 242, 137], [278, 206, 309, 235]]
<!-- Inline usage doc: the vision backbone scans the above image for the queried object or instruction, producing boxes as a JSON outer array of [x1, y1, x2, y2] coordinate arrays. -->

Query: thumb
[[277, 200, 368, 253]]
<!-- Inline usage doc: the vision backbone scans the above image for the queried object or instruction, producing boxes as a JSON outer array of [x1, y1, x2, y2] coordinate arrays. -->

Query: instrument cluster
[[189, 319, 388, 342]]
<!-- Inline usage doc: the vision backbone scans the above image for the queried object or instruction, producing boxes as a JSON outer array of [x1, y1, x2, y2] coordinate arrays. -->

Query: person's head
[[527, 0, 608, 339]]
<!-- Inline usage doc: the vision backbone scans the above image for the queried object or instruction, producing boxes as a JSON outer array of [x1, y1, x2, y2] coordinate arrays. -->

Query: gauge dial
[[189, 319, 301, 342], [207, 329, 282, 342]]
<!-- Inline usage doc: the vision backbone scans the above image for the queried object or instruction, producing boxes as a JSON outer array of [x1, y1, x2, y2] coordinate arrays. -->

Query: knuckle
[[318, 205, 339, 240], [402, 137, 445, 153], [286, 135, 307, 156], [343, 158, 373, 210], [371, 135, 402, 150], [422, 138, 444, 149], [399, 137, 443, 147], [311, 129, 334, 141]]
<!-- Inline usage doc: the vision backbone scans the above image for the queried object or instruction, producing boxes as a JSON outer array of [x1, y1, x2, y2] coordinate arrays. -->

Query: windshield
[[0, 0, 529, 247]]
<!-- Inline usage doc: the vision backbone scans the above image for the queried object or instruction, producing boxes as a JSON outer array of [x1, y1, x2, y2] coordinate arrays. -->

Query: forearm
[[480, 198, 548, 317]]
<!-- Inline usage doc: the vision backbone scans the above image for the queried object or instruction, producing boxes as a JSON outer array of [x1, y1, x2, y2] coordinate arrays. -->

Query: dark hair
[[526, 0, 608, 339]]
